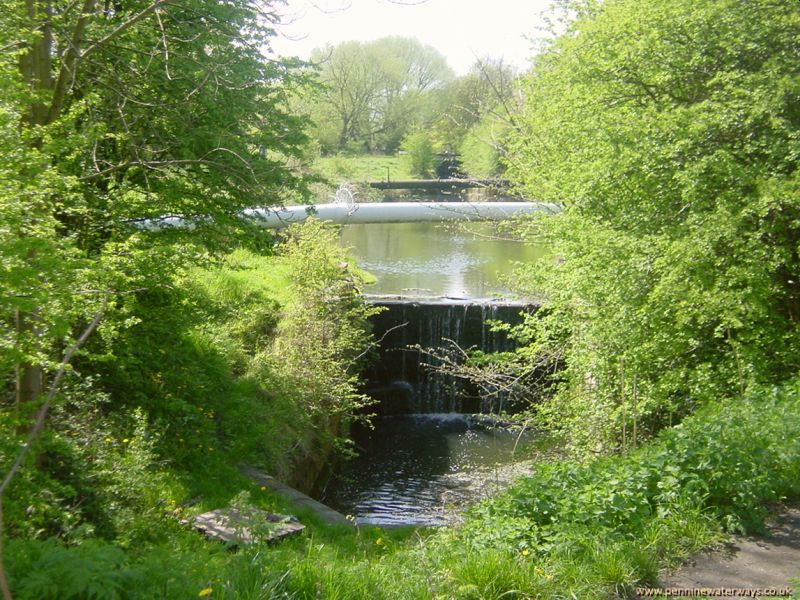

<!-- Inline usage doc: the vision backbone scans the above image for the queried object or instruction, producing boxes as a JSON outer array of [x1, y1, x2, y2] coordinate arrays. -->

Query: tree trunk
[[15, 310, 43, 428], [19, 0, 53, 129], [15, 0, 53, 422]]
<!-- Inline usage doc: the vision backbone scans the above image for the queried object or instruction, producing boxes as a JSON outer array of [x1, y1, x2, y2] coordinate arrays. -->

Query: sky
[[269, 0, 557, 76]]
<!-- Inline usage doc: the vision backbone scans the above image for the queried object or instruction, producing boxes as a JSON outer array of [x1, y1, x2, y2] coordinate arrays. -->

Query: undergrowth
[[5, 375, 800, 598]]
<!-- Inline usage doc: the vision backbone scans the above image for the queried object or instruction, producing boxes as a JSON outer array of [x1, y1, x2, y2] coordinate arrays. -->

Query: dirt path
[[658, 506, 800, 597]]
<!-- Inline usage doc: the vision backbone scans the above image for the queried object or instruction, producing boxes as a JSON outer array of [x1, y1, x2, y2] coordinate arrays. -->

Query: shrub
[[401, 131, 436, 178], [466, 378, 800, 557], [505, 0, 800, 453]]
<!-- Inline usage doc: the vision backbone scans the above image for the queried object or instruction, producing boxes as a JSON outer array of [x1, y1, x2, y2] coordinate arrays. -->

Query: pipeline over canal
[[142, 201, 561, 230]]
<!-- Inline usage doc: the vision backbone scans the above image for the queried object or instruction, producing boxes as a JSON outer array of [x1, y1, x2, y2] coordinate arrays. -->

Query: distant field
[[315, 153, 418, 184]]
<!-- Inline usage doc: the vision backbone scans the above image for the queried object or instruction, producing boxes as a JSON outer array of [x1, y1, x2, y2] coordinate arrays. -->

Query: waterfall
[[362, 299, 535, 414]]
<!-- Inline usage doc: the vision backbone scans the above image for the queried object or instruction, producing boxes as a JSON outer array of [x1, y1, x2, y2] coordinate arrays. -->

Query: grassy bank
[[0, 221, 380, 597], [315, 154, 416, 184], [5, 369, 800, 597], [308, 153, 418, 203]]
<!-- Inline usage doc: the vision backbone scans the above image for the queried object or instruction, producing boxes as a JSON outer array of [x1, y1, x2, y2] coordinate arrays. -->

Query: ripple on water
[[322, 414, 534, 527]]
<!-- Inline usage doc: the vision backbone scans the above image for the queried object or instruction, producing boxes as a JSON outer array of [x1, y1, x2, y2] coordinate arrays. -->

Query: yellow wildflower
[[521, 549, 530, 557], [375, 537, 383, 546], [198, 588, 213, 597]]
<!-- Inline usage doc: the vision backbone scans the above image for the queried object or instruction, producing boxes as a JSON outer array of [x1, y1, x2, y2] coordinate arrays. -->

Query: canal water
[[339, 221, 547, 298], [323, 414, 533, 526], [325, 220, 546, 526]]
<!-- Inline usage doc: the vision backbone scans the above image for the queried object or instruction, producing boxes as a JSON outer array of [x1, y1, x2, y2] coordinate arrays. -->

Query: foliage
[[2, 219, 379, 580], [430, 377, 800, 597], [264, 220, 381, 428], [9, 538, 132, 599], [6, 377, 800, 598], [505, 0, 800, 452], [313, 153, 415, 187], [1, 3, 313, 583], [305, 36, 453, 153], [301, 52, 521, 181], [84, 225, 376, 485], [470, 379, 800, 551], [401, 131, 437, 178], [5, 0, 800, 597], [0, 0, 312, 423], [432, 57, 521, 150], [459, 114, 510, 177]]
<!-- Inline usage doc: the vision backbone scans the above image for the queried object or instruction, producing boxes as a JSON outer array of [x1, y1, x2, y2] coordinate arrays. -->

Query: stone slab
[[241, 466, 352, 527], [193, 507, 305, 546]]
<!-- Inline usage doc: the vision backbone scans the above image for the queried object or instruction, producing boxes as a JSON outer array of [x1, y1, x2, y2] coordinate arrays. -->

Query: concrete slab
[[241, 466, 352, 527], [193, 507, 304, 546]]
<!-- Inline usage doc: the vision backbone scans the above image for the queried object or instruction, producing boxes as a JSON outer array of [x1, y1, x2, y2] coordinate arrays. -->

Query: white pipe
[[136, 202, 561, 231], [242, 202, 560, 229]]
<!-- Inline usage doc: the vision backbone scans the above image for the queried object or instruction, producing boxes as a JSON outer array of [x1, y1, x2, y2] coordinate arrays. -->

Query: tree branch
[[0, 298, 108, 600], [81, 0, 167, 61], [47, 0, 96, 123]]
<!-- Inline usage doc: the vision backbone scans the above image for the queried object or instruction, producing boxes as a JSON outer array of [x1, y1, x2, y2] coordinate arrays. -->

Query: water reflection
[[339, 222, 547, 298]]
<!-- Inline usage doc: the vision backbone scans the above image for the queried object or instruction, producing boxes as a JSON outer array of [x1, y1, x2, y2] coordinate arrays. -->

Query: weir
[[362, 297, 536, 414], [321, 216, 545, 525], [368, 178, 510, 191]]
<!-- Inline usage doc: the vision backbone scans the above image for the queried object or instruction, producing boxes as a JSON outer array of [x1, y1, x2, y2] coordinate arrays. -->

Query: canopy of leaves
[[506, 0, 800, 452], [433, 58, 520, 150], [305, 36, 453, 153], [0, 0, 311, 378]]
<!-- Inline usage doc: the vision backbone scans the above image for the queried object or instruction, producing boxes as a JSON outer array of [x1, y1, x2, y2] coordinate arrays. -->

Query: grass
[[314, 153, 417, 184], [7, 374, 800, 598], [5, 229, 800, 598], [187, 247, 296, 311]]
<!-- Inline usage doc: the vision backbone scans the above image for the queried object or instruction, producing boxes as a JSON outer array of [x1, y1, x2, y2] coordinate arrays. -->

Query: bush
[[401, 131, 436, 178], [459, 116, 507, 178], [505, 0, 800, 453], [465, 378, 800, 557]]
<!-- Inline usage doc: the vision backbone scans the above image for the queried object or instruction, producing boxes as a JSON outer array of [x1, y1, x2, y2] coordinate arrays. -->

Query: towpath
[[657, 506, 800, 597]]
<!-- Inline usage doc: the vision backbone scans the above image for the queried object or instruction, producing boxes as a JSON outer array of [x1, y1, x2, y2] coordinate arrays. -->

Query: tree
[[424, 57, 521, 177], [401, 131, 436, 177], [2, 0, 311, 590], [432, 57, 520, 149], [307, 36, 453, 153], [1, 0, 310, 405], [505, 0, 800, 453]]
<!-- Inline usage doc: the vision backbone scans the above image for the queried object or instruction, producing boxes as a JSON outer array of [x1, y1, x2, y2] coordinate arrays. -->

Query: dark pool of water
[[322, 414, 533, 526]]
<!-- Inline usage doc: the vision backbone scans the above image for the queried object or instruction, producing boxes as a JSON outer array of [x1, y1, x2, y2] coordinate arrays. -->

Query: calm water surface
[[339, 221, 547, 298]]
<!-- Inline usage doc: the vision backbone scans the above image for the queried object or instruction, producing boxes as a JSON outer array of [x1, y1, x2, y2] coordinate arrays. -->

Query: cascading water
[[362, 298, 534, 414], [321, 218, 547, 526]]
